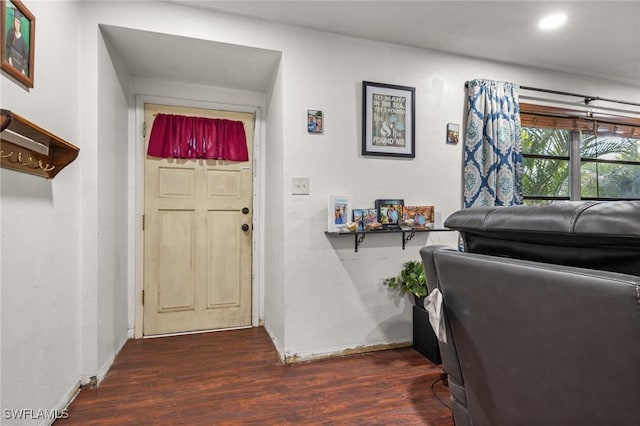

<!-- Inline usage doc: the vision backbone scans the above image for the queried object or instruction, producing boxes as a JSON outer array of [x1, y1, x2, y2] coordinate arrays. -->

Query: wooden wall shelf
[[0, 109, 79, 179]]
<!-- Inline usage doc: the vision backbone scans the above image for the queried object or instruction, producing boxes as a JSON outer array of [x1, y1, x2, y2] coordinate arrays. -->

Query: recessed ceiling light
[[538, 13, 567, 30]]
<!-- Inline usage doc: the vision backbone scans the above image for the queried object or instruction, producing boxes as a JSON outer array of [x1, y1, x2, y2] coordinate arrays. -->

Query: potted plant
[[383, 260, 428, 306], [383, 260, 441, 364]]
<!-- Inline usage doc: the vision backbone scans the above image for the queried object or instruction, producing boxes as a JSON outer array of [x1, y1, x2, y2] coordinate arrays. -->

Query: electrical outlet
[[291, 176, 310, 195]]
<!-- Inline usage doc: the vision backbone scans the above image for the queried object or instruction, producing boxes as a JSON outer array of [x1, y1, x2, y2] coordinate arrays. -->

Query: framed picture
[[403, 205, 435, 229], [328, 195, 350, 232], [375, 199, 404, 230], [362, 81, 415, 158], [362, 208, 378, 231], [307, 110, 323, 134], [446, 123, 460, 145], [1, 0, 35, 88], [352, 208, 364, 232]]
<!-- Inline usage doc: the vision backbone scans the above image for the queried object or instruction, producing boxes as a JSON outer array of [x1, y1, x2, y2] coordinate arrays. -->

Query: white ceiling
[[103, 1, 640, 91]]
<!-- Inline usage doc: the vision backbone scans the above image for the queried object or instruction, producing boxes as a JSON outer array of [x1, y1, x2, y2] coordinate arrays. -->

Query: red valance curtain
[[147, 113, 248, 161]]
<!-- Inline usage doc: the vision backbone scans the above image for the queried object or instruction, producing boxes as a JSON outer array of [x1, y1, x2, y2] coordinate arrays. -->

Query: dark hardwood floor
[[57, 327, 454, 425]]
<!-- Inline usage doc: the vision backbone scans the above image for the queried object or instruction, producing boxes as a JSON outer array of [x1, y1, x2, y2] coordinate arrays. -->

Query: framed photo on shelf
[[362, 208, 378, 231], [1, 0, 35, 88], [328, 195, 350, 232], [362, 81, 415, 158], [352, 209, 364, 232], [375, 199, 404, 230], [403, 205, 435, 229]]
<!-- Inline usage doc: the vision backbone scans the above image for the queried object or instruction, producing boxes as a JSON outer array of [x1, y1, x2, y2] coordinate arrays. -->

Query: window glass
[[523, 157, 569, 198], [581, 162, 640, 199], [522, 128, 570, 156], [522, 127, 570, 202], [580, 134, 640, 160]]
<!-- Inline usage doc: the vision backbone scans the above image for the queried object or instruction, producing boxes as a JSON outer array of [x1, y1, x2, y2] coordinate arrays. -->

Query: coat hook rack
[[1, 109, 77, 179]]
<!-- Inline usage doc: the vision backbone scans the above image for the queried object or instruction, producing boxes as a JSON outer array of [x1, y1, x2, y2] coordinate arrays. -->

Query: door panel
[[206, 210, 242, 307], [143, 103, 254, 336], [157, 210, 196, 312]]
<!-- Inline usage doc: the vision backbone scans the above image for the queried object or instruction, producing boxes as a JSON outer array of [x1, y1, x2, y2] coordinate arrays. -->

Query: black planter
[[412, 304, 442, 364], [413, 294, 426, 307]]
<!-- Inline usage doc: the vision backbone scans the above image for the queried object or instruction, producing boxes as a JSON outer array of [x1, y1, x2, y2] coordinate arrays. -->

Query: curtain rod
[[520, 85, 640, 108], [464, 81, 640, 108]]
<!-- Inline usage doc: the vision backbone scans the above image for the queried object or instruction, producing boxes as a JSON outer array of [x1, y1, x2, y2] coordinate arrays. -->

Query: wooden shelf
[[0, 109, 79, 179], [325, 228, 454, 252]]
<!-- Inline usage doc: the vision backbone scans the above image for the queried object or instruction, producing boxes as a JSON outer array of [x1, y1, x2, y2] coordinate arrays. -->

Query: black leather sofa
[[420, 201, 640, 426]]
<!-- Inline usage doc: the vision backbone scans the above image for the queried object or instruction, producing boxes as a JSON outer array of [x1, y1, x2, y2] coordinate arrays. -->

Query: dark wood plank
[[57, 327, 453, 425]]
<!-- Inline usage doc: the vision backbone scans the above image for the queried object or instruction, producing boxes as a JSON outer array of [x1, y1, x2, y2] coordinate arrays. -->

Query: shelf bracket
[[402, 231, 416, 250], [355, 233, 366, 252]]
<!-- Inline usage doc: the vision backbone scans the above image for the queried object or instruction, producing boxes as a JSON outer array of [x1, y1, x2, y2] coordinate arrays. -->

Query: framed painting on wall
[[362, 81, 415, 158], [1, 0, 35, 88]]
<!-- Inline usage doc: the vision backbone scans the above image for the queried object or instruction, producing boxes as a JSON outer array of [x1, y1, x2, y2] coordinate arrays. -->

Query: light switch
[[291, 176, 310, 195]]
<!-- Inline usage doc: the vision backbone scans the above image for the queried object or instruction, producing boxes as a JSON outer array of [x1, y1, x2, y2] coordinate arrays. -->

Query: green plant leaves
[[383, 260, 427, 297]]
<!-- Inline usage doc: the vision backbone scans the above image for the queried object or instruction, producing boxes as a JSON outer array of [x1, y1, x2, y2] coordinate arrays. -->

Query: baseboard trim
[[41, 380, 81, 426], [142, 325, 252, 339], [283, 341, 412, 364]]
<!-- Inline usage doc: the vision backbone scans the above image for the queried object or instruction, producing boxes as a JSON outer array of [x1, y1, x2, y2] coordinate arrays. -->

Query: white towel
[[425, 288, 447, 343]]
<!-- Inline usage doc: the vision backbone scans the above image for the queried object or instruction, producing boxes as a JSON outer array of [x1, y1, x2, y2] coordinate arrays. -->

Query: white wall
[[76, 14, 130, 387], [262, 61, 285, 357], [95, 29, 130, 379], [1, 2, 83, 424], [2, 1, 640, 422]]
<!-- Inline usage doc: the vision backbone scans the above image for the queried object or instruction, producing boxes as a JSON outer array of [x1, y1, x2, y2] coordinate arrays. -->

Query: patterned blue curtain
[[464, 79, 523, 207]]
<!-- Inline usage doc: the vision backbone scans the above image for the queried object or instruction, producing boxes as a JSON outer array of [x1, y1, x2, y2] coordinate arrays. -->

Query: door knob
[[242, 207, 250, 215], [241, 224, 250, 232]]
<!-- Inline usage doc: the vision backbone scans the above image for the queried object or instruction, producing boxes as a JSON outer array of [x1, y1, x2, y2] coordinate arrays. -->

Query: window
[[520, 103, 640, 204]]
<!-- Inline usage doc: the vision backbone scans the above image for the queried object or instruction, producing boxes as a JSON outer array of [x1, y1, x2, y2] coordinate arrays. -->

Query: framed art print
[[1, 0, 35, 88], [362, 81, 415, 158]]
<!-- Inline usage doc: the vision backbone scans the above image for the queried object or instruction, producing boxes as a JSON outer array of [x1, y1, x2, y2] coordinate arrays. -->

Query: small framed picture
[[362, 81, 415, 158], [403, 205, 435, 229], [352, 209, 364, 232], [375, 199, 404, 230], [307, 110, 323, 134], [446, 123, 460, 145], [328, 195, 350, 232], [1, 0, 35, 88], [362, 208, 378, 231]]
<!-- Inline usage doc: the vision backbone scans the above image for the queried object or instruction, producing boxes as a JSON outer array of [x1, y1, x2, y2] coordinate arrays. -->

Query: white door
[[143, 103, 254, 336]]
